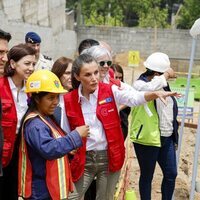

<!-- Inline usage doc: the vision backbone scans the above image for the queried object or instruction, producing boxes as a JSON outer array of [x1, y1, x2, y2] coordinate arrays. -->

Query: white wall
[[0, 0, 77, 59]]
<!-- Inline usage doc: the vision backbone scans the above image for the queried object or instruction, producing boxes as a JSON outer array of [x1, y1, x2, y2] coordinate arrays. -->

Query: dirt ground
[[120, 127, 200, 200], [116, 64, 200, 200]]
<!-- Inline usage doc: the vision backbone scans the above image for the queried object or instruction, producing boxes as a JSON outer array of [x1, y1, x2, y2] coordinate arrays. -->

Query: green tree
[[65, 0, 180, 28], [177, 0, 200, 29], [116, 0, 139, 26], [66, 0, 78, 10], [81, 0, 123, 26], [134, 0, 169, 28]]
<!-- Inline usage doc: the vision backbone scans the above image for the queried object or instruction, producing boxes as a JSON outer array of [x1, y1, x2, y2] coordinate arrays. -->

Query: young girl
[[65, 54, 178, 200], [18, 70, 90, 200]]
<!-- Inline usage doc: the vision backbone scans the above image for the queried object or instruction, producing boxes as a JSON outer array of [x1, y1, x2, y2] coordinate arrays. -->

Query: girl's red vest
[[64, 82, 125, 182], [0, 77, 18, 167]]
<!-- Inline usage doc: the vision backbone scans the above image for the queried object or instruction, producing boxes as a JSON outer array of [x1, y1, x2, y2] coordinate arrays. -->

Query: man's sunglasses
[[98, 61, 112, 67]]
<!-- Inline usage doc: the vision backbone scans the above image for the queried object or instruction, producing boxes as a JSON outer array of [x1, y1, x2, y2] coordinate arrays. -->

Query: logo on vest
[[100, 108, 114, 116], [100, 107, 108, 116], [99, 97, 113, 105]]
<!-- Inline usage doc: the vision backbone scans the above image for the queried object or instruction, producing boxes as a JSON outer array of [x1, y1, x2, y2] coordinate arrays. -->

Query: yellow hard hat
[[25, 70, 67, 94]]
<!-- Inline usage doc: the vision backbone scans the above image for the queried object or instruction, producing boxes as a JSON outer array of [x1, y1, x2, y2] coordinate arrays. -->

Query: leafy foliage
[[177, 0, 200, 29], [65, 0, 200, 29], [81, 0, 123, 26], [134, 0, 169, 28]]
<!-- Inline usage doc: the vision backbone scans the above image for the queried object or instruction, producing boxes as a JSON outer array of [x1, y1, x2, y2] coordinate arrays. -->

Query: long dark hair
[[4, 43, 36, 77], [71, 54, 97, 89]]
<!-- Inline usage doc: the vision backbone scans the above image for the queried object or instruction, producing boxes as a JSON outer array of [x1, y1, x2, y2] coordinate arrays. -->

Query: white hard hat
[[144, 52, 170, 73]]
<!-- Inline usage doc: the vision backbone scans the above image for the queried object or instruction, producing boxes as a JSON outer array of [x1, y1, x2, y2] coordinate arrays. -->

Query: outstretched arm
[[144, 90, 179, 105], [133, 68, 176, 91]]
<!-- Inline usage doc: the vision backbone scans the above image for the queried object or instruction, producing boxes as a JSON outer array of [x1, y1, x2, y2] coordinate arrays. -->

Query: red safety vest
[[64, 82, 125, 182], [18, 112, 73, 200], [0, 77, 18, 167]]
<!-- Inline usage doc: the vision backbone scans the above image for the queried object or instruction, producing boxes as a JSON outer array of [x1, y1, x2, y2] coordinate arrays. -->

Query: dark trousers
[[0, 140, 19, 200], [133, 136, 177, 200]]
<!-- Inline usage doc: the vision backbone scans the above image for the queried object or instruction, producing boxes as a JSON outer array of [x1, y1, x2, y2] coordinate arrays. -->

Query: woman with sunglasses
[[81, 45, 113, 84], [65, 54, 178, 200]]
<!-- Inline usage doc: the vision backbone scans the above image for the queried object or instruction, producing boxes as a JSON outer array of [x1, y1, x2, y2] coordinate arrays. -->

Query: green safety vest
[[130, 101, 161, 147]]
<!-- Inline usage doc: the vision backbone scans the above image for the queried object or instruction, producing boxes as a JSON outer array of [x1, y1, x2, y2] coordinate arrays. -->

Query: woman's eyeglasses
[[98, 61, 112, 67]]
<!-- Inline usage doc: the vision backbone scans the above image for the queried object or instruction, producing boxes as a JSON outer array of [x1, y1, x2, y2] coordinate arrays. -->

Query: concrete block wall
[[22, 0, 50, 26], [66, 11, 75, 30], [3, 0, 22, 21], [76, 26, 200, 61], [49, 0, 66, 34], [23, 0, 38, 25], [1, 0, 199, 66], [37, 0, 49, 26], [0, 0, 77, 60]]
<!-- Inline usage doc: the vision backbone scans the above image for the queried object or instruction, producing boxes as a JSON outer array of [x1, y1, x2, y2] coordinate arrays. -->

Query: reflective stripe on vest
[[18, 112, 73, 199]]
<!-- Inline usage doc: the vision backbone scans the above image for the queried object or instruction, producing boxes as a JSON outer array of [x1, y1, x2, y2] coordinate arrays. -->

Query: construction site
[[1, 0, 200, 199], [113, 51, 200, 200]]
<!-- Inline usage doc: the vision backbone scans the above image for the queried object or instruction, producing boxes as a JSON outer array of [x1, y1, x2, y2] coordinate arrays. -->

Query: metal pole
[[176, 37, 197, 166], [190, 111, 200, 200]]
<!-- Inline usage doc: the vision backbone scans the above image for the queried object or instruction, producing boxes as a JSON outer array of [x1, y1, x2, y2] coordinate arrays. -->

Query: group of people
[[0, 28, 179, 200]]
